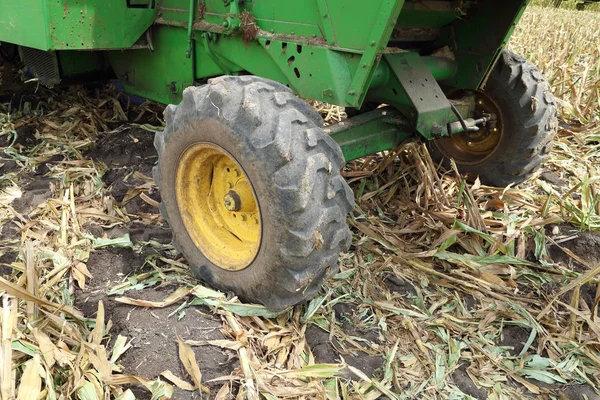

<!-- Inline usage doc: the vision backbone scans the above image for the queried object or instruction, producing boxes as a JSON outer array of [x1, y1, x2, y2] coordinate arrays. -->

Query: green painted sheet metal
[[47, 1, 157, 50], [195, 33, 239, 78], [160, 0, 461, 52], [199, 0, 324, 39], [149, 0, 518, 110], [108, 26, 194, 104], [0, 0, 50, 50], [198, 35, 356, 106], [323, 0, 398, 50], [0, 0, 156, 51], [439, 0, 531, 90]]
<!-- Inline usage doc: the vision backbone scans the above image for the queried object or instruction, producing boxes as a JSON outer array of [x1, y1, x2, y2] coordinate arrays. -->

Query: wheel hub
[[436, 91, 504, 165], [223, 191, 241, 212], [175, 143, 261, 271]]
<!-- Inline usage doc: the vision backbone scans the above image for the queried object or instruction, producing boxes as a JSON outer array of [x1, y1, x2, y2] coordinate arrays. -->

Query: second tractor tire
[[429, 50, 558, 187]]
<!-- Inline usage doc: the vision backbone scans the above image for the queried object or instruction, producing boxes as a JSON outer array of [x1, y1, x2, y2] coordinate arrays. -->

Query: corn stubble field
[[0, 4, 600, 400]]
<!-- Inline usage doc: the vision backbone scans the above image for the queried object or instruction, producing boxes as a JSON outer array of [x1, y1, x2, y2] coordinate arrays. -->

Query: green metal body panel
[[109, 26, 194, 104], [0, 0, 156, 51], [0, 0, 49, 50], [438, 0, 531, 89], [395, 3, 462, 29], [0, 0, 531, 161]]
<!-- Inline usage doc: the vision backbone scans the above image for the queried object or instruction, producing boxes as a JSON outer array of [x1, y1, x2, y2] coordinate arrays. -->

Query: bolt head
[[223, 190, 242, 212], [223, 196, 234, 210], [431, 124, 446, 136]]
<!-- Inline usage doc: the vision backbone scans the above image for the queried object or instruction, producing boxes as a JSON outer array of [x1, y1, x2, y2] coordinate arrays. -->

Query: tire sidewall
[[159, 117, 285, 294]]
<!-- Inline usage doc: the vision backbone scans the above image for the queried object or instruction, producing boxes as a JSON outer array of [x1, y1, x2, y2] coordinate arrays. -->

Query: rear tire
[[429, 50, 558, 187], [154, 76, 354, 311]]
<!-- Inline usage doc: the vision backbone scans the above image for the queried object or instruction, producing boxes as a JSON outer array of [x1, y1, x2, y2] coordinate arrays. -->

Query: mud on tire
[[153, 76, 354, 311]]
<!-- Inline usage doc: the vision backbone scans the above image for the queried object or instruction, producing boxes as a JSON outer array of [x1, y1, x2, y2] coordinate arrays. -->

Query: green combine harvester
[[0, 0, 557, 310]]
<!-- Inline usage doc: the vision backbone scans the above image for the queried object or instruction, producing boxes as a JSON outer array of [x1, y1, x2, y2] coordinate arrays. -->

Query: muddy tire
[[429, 50, 558, 187], [153, 76, 354, 311]]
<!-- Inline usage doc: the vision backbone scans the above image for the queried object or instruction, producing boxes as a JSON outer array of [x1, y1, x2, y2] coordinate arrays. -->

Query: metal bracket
[[314, 0, 337, 46], [345, 0, 406, 107], [385, 52, 455, 139], [222, 0, 241, 34]]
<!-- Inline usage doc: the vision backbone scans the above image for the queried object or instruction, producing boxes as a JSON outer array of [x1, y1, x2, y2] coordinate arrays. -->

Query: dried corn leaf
[[177, 335, 209, 394], [160, 370, 196, 391], [16, 354, 42, 400]]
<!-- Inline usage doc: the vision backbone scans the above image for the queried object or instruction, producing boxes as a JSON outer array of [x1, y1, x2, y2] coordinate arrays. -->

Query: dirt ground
[[75, 127, 241, 399]]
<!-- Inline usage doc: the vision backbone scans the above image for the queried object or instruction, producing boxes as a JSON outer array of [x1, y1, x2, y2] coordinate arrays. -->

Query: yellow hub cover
[[175, 143, 261, 270]]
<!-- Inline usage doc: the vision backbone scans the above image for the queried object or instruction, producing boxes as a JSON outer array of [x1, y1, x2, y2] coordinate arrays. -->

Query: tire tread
[[153, 76, 353, 310]]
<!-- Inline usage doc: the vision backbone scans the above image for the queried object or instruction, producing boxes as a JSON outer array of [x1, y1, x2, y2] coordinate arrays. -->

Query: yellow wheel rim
[[435, 91, 504, 165], [175, 143, 261, 270]]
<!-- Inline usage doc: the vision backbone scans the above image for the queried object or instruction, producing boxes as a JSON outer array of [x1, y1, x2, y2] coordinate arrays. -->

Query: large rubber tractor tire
[[429, 50, 558, 187], [153, 76, 354, 311]]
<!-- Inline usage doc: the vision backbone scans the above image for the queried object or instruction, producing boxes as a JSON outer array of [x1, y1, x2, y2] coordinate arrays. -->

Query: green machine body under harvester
[[0, 0, 558, 310]]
